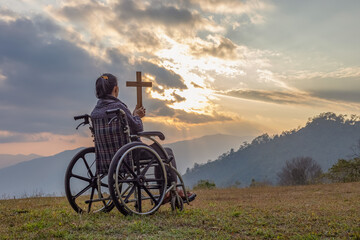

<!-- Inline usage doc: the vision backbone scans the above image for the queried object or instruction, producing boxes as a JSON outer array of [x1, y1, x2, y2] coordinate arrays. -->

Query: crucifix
[[126, 71, 152, 107]]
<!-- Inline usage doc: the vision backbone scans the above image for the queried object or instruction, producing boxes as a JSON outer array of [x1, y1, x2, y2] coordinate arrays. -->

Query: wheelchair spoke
[[124, 185, 136, 203], [100, 182, 109, 188], [143, 186, 158, 205], [140, 158, 156, 176], [137, 186, 142, 212], [81, 157, 94, 178], [71, 174, 91, 183], [136, 156, 141, 175], [123, 161, 137, 178], [120, 183, 133, 197], [73, 184, 92, 199], [87, 187, 95, 213]]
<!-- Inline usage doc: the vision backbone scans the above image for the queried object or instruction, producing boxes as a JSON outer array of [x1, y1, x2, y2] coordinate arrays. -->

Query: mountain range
[[0, 134, 249, 198], [1, 112, 359, 197], [0, 149, 79, 198], [0, 154, 41, 169], [183, 112, 360, 188], [165, 134, 252, 173]]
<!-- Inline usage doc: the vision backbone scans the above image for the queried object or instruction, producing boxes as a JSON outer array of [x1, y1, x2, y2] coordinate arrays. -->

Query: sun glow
[[170, 87, 215, 114], [147, 38, 239, 115]]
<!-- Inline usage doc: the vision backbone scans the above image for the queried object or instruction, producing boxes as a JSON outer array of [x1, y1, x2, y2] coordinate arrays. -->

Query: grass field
[[0, 182, 359, 239]]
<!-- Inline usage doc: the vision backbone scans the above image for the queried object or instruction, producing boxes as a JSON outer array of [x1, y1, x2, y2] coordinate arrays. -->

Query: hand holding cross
[[126, 72, 152, 108]]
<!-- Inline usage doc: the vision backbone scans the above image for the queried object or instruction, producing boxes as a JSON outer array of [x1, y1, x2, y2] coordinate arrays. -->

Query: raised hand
[[133, 106, 146, 118]]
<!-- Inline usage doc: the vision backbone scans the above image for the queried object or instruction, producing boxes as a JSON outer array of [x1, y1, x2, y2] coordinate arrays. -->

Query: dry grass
[[0, 182, 359, 239]]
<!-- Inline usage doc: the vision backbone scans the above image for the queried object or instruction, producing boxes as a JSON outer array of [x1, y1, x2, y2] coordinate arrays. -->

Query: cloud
[[223, 89, 314, 105], [139, 61, 187, 89], [52, 1, 108, 23], [49, 0, 223, 57], [221, 88, 360, 113], [126, 29, 162, 53], [174, 110, 233, 124], [147, 98, 233, 124], [0, 14, 221, 139], [287, 67, 360, 81], [0, 7, 18, 22], [191, 82, 203, 88], [114, 0, 200, 26], [0, 130, 81, 144], [191, 35, 238, 60], [311, 90, 360, 104], [148, 100, 176, 117], [284, 67, 360, 104], [0, 69, 6, 84], [0, 130, 92, 155], [189, 0, 272, 22], [111, 0, 224, 35], [172, 91, 186, 102], [144, 116, 262, 144], [0, 131, 50, 143], [0, 17, 106, 134]]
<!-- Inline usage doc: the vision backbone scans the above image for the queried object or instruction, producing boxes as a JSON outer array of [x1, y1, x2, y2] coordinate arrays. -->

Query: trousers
[[137, 143, 178, 184]]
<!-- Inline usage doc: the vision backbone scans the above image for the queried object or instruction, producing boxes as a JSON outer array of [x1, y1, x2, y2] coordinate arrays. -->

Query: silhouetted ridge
[[183, 112, 360, 188]]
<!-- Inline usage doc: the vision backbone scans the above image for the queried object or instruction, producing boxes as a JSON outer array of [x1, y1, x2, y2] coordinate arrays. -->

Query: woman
[[91, 73, 196, 203]]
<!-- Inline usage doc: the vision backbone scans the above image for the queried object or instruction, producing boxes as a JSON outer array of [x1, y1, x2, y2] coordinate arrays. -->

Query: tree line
[[276, 155, 360, 186], [194, 155, 360, 189], [277, 138, 360, 186]]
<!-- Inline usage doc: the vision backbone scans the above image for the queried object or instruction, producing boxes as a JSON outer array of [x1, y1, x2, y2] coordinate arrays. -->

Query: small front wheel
[[171, 192, 184, 212]]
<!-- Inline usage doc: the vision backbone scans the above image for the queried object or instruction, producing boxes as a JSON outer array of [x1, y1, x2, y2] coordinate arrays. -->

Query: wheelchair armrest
[[137, 131, 165, 141]]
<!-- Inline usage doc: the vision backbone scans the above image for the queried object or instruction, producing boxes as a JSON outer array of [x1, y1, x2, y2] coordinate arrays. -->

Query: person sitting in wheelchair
[[90, 73, 196, 204]]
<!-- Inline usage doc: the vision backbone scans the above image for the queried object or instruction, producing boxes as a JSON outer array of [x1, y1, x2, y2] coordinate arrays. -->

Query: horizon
[[0, 111, 355, 157], [0, 0, 359, 156]]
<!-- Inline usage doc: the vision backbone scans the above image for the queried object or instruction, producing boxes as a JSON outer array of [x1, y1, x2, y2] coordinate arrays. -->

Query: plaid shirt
[[91, 96, 143, 174], [92, 117, 127, 174]]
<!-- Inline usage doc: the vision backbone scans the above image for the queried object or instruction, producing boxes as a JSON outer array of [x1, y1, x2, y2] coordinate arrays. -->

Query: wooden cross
[[126, 71, 152, 107]]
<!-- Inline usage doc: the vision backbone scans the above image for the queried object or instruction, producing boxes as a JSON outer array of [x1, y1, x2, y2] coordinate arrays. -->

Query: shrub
[[277, 157, 322, 186], [324, 158, 360, 183], [194, 180, 216, 189]]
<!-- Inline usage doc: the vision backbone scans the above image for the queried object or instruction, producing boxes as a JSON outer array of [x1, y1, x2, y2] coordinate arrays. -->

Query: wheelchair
[[65, 108, 188, 215]]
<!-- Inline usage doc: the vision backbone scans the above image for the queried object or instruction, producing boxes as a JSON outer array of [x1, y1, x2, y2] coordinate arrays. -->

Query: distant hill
[[0, 154, 41, 169], [0, 134, 251, 198], [183, 112, 360, 188], [165, 134, 253, 174], [0, 148, 82, 198]]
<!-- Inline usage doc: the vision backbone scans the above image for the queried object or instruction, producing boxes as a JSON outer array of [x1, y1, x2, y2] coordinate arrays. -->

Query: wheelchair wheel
[[108, 142, 167, 215], [170, 193, 183, 212], [65, 147, 114, 213]]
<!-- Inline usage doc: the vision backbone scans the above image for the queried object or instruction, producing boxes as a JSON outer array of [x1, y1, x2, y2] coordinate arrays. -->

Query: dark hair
[[95, 73, 118, 99]]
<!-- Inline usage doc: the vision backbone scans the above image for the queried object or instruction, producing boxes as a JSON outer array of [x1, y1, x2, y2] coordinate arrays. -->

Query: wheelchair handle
[[73, 114, 90, 130], [74, 114, 90, 122]]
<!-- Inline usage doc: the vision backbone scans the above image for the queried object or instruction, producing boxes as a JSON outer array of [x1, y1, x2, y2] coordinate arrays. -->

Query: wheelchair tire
[[65, 147, 114, 213], [108, 142, 167, 216], [170, 193, 183, 212]]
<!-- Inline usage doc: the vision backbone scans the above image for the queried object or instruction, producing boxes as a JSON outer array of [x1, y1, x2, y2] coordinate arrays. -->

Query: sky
[[0, 0, 359, 156]]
